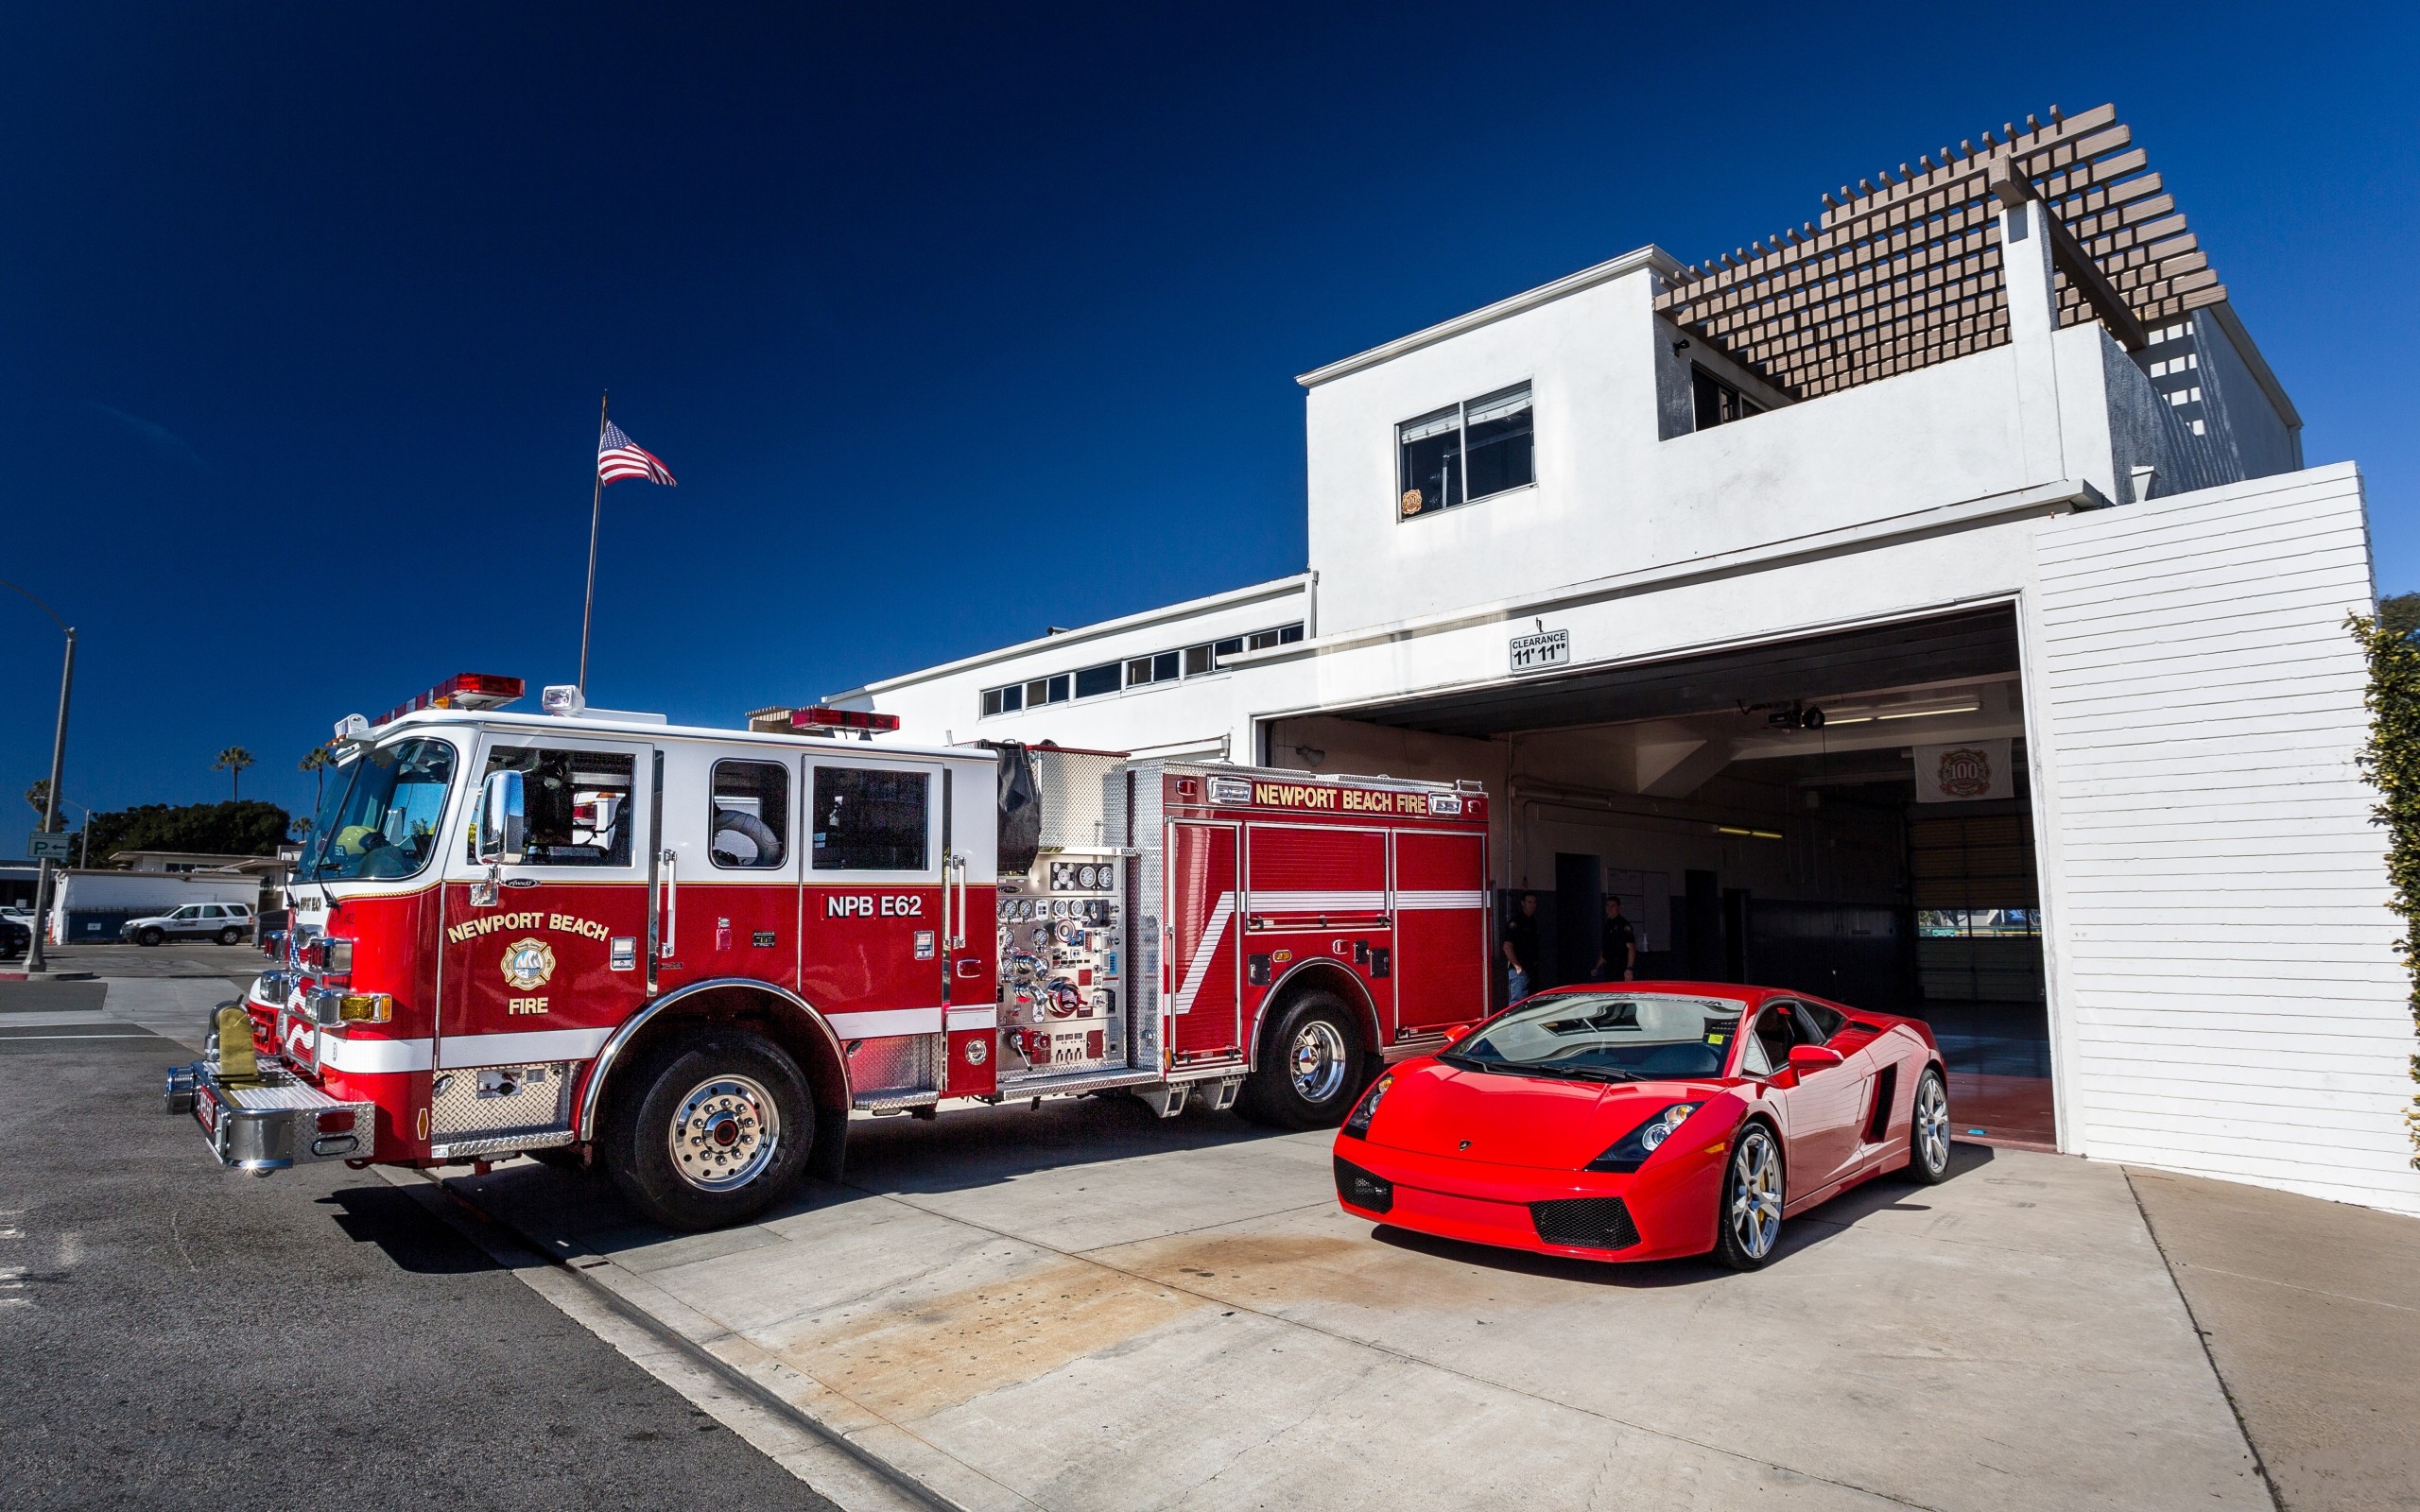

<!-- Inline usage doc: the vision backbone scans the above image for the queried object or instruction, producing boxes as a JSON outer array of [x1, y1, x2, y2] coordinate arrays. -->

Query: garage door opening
[[1262, 605, 2056, 1150]]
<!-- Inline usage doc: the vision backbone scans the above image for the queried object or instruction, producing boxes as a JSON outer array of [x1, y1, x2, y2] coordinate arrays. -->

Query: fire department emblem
[[501, 937, 557, 991], [1935, 747, 1994, 799]]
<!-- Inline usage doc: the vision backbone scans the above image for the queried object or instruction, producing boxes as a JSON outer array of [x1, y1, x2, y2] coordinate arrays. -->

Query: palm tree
[[300, 744, 337, 809], [214, 746, 255, 800]]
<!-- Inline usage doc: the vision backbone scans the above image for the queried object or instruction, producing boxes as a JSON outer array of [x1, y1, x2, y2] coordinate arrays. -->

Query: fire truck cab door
[[648, 743, 803, 998], [1166, 819, 1242, 1061], [800, 753, 951, 1043], [440, 734, 658, 1075]]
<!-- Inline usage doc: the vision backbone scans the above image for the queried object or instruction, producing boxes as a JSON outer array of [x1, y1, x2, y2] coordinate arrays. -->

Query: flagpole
[[579, 390, 608, 695]]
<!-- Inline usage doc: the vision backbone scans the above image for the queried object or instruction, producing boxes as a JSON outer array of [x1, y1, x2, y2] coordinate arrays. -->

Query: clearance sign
[[1251, 781, 1431, 817]]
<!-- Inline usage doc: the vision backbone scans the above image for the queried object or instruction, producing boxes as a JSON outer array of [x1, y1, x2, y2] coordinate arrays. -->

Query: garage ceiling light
[[1875, 699, 1982, 722], [1817, 697, 1983, 726]]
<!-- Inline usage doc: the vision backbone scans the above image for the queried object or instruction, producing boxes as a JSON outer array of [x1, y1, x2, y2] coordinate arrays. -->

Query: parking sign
[[26, 831, 72, 861]]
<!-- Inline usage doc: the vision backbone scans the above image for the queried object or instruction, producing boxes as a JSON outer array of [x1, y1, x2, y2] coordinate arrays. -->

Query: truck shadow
[[457, 1095, 1319, 1254], [1361, 1141, 1998, 1288], [837, 1092, 1303, 1195], [316, 1184, 503, 1275]]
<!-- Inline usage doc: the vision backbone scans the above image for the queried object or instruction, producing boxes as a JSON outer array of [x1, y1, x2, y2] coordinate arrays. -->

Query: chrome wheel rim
[[667, 1074, 780, 1192], [1289, 1020, 1349, 1103], [1731, 1129, 1782, 1259], [1916, 1074, 1950, 1174]]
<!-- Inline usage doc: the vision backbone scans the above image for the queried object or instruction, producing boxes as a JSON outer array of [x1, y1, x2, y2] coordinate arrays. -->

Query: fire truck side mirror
[[476, 769, 527, 866]]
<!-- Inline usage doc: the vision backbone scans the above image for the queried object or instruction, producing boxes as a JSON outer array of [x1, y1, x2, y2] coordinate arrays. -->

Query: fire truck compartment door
[[1166, 820, 1241, 1060], [439, 735, 658, 1075], [1391, 828, 1490, 1035], [1245, 820, 1393, 1030], [1244, 823, 1389, 923]]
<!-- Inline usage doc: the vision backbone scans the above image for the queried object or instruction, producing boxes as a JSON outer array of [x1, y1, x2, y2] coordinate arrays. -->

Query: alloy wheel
[[1915, 1074, 1951, 1175], [1730, 1127, 1783, 1261]]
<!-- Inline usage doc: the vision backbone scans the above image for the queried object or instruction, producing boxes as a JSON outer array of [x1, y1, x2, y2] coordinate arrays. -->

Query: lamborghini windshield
[[302, 737, 458, 881], [1443, 992, 1745, 1082]]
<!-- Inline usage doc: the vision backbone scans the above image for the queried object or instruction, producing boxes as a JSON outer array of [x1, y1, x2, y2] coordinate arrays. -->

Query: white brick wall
[[2032, 463, 2420, 1213]]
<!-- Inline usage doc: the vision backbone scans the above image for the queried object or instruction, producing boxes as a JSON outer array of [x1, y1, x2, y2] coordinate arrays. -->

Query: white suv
[[122, 902, 255, 947]]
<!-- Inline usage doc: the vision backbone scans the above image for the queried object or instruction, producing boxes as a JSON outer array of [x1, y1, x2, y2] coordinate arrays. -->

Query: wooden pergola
[[1652, 103, 2222, 402]]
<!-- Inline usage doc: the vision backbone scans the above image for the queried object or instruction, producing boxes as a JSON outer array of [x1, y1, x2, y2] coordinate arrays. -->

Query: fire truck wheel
[[602, 1029, 813, 1230], [1239, 991, 1365, 1131]]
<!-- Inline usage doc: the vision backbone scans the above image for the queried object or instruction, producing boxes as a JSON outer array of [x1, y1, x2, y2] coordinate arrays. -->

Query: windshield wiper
[[1529, 1063, 1640, 1083], [1443, 1054, 1636, 1083]]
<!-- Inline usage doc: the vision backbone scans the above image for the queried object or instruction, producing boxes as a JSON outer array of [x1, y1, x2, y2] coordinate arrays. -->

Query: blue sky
[[3, 2, 2413, 828]]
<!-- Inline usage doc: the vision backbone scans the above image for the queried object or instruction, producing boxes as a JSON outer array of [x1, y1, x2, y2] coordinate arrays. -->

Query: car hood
[[1363, 1059, 1733, 1172]]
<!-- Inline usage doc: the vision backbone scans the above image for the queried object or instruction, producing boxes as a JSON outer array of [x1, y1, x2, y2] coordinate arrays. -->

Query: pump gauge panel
[[1049, 861, 1115, 893]]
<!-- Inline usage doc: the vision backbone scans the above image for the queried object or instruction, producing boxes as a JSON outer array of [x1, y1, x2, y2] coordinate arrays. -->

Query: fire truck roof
[[350, 703, 994, 764]]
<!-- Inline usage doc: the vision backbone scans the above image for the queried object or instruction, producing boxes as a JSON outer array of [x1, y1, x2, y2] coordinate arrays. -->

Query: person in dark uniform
[[1502, 891, 1541, 1002], [1593, 896, 1637, 982]]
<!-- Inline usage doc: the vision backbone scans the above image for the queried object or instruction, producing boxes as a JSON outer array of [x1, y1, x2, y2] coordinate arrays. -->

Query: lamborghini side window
[[1795, 1001, 1845, 1042], [1743, 1007, 1797, 1077]]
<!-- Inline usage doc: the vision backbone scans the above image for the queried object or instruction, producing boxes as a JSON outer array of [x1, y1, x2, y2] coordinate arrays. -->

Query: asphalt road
[[0, 983, 838, 1512], [14, 939, 270, 979]]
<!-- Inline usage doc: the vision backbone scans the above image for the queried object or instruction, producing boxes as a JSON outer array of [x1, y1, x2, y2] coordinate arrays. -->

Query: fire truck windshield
[[302, 737, 458, 881]]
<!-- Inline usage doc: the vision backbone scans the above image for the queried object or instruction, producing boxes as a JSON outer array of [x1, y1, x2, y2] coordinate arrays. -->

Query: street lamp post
[[4, 581, 75, 974]]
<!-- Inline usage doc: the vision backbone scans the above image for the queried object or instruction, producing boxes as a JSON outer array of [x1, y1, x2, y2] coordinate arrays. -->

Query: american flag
[[596, 421, 677, 487]]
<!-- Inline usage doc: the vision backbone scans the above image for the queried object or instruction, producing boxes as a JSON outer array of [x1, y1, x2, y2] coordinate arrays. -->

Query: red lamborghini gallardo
[[1332, 983, 1953, 1269]]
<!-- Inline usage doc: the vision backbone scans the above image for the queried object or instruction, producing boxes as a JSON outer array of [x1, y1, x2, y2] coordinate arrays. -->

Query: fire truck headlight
[[337, 993, 391, 1024]]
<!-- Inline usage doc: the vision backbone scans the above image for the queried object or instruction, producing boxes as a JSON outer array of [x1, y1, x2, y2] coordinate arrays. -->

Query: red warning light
[[790, 706, 902, 732], [373, 673, 526, 727]]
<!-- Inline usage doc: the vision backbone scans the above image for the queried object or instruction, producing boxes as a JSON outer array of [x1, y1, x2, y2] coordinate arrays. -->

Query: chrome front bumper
[[164, 1059, 374, 1173]]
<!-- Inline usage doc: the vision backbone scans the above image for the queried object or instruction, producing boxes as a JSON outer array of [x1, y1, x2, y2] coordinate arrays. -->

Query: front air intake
[[1530, 1196, 1641, 1250], [1333, 1156, 1393, 1213]]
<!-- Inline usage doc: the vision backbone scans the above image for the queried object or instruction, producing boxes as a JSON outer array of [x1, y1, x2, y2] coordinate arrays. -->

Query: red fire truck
[[166, 674, 1495, 1228]]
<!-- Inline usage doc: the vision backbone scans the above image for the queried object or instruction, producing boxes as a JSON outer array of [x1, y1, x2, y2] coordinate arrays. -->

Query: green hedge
[[2351, 609, 2420, 1167]]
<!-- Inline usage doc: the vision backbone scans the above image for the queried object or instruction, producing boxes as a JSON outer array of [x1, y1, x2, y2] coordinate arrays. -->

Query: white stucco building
[[818, 106, 2415, 1216]]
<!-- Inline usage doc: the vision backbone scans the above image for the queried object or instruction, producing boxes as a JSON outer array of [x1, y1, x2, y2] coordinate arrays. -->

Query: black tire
[[136, 927, 164, 947], [1902, 1066, 1952, 1185], [1237, 990, 1366, 1131], [216, 927, 242, 946], [600, 1027, 812, 1230], [1710, 1121, 1785, 1271]]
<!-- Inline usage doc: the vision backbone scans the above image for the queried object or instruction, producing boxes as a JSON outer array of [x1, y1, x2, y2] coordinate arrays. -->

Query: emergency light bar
[[791, 706, 900, 733], [372, 673, 526, 728]]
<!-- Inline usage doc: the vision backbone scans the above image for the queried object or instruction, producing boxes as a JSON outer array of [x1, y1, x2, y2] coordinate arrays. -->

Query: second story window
[[1692, 367, 1764, 429], [978, 622, 1306, 718], [1399, 383, 1533, 520], [980, 674, 1071, 717], [1127, 651, 1181, 688]]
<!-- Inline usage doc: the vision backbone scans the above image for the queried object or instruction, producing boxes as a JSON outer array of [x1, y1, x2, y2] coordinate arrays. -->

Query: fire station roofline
[[824, 572, 1313, 702], [1296, 245, 1679, 389]]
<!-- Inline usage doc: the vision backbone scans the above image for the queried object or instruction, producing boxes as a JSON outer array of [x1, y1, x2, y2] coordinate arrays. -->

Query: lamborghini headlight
[[1342, 1074, 1392, 1139], [1585, 1102, 1702, 1173]]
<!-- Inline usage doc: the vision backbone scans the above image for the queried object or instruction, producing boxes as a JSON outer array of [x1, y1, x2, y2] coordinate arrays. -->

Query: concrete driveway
[[445, 1099, 2267, 1512]]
